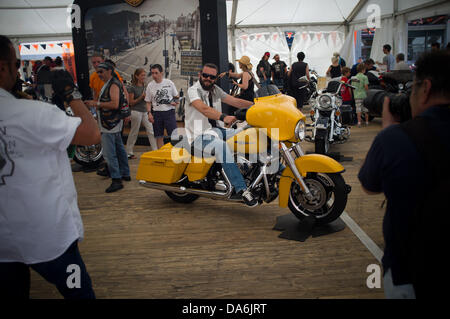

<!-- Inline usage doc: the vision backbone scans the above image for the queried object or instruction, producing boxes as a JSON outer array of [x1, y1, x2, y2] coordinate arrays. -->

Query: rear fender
[[278, 154, 344, 207]]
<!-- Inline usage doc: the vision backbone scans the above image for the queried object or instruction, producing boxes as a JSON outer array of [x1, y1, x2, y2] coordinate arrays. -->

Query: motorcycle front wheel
[[288, 173, 348, 226], [314, 136, 329, 155], [73, 144, 103, 167]]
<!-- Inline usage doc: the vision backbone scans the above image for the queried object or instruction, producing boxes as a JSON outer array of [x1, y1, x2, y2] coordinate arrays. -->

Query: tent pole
[[230, 0, 238, 65]]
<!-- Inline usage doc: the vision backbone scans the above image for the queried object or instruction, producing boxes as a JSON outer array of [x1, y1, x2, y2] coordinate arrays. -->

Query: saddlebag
[[136, 144, 190, 184]]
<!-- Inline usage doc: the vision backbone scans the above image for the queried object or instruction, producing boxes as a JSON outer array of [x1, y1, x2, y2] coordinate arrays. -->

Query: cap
[[264, 52, 270, 57]]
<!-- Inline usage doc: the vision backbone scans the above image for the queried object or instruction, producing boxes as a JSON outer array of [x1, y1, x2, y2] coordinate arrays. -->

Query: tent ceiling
[[226, 0, 360, 26], [0, 0, 73, 40], [0, 0, 447, 40]]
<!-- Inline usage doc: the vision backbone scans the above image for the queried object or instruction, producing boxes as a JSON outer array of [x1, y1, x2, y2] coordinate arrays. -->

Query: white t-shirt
[[185, 81, 229, 143], [0, 88, 84, 264], [145, 78, 178, 112]]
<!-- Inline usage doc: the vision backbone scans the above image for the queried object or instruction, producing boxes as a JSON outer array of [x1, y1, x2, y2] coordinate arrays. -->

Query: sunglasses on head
[[202, 73, 217, 80]]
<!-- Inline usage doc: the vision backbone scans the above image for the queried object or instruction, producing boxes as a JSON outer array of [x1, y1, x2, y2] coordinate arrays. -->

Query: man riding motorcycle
[[185, 63, 256, 206]]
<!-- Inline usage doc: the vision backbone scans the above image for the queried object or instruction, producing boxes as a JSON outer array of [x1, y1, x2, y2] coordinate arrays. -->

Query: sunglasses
[[202, 73, 217, 80]]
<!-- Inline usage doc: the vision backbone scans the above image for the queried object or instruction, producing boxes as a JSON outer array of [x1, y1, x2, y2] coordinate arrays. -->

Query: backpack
[[400, 114, 449, 298]]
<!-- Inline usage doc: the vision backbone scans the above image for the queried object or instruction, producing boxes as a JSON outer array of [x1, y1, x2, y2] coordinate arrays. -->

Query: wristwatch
[[219, 113, 226, 122], [67, 88, 82, 103]]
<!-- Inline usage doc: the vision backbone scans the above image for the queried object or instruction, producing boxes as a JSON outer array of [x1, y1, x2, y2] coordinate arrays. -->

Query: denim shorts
[[153, 109, 177, 138]]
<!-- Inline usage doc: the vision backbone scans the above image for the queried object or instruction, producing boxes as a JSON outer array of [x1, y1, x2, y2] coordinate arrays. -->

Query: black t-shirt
[[290, 61, 307, 88], [257, 59, 271, 78], [358, 106, 450, 285], [329, 65, 341, 79], [271, 61, 287, 79], [37, 65, 52, 84]]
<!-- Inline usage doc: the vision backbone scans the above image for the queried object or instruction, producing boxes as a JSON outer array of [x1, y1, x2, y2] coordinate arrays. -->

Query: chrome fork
[[279, 142, 313, 200]]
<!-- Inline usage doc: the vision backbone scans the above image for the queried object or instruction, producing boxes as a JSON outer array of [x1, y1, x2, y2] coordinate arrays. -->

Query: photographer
[[358, 50, 450, 298], [0, 35, 100, 299]]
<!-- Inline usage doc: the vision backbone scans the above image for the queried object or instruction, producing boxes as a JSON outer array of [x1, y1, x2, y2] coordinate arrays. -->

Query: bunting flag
[[354, 31, 358, 48], [331, 31, 337, 46], [24, 44, 31, 50], [256, 34, 262, 41], [249, 35, 255, 41], [324, 32, 330, 43], [284, 31, 295, 50], [273, 33, 278, 42], [49, 43, 54, 48], [302, 32, 308, 41], [32, 44, 39, 50], [57, 43, 63, 47], [41, 44, 46, 50], [19, 45, 22, 52], [309, 32, 315, 41], [264, 33, 270, 42], [316, 32, 322, 41]]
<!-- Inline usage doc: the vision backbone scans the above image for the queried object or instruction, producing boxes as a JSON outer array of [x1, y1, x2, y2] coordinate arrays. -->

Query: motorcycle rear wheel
[[165, 191, 199, 203], [288, 173, 348, 226]]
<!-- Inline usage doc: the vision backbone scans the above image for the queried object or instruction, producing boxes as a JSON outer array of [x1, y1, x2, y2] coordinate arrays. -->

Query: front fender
[[278, 154, 344, 207]]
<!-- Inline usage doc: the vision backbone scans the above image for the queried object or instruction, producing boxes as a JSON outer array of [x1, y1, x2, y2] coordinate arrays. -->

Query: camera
[[364, 90, 412, 123], [363, 71, 414, 123]]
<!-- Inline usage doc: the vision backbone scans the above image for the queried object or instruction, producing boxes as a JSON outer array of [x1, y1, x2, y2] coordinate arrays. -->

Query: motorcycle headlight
[[317, 94, 333, 111], [294, 120, 306, 141], [335, 96, 343, 107]]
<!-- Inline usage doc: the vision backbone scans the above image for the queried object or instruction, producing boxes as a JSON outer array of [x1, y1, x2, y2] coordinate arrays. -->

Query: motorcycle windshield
[[246, 93, 305, 141]]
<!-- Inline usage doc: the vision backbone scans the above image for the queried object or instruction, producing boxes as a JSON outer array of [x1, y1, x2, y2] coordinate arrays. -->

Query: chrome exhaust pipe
[[139, 178, 239, 201]]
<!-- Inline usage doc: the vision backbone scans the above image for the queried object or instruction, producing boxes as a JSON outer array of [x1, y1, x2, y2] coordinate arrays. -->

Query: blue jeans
[[0, 240, 95, 299], [101, 132, 130, 179], [192, 128, 247, 193], [383, 268, 416, 299], [259, 78, 271, 87], [273, 78, 284, 89]]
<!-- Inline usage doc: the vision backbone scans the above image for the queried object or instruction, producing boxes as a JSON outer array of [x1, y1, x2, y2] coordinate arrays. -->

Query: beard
[[199, 77, 214, 91]]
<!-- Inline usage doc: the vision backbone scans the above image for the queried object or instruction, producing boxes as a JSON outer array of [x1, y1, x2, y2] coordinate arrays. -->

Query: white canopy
[[1, 0, 449, 74], [227, 0, 450, 75], [0, 0, 73, 42]]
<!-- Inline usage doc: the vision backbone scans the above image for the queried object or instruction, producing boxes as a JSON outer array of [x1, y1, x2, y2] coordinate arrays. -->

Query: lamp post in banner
[[285, 31, 295, 67], [150, 13, 168, 78]]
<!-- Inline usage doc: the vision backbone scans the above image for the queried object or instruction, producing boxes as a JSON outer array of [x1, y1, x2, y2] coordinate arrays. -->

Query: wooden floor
[[30, 116, 387, 299]]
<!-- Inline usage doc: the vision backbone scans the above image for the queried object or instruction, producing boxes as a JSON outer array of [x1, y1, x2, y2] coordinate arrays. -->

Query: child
[[340, 67, 354, 125], [353, 63, 369, 127]]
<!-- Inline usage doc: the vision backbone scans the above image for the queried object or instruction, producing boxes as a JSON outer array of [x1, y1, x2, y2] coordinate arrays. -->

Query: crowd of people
[[1, 29, 449, 300]]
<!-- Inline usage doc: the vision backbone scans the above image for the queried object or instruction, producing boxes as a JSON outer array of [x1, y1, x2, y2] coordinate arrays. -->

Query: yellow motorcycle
[[136, 88, 351, 225]]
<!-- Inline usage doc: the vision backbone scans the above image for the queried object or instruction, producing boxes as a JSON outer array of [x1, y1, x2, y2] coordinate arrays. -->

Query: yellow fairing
[[226, 127, 267, 154], [185, 157, 214, 181], [246, 94, 306, 141], [278, 154, 345, 207]]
